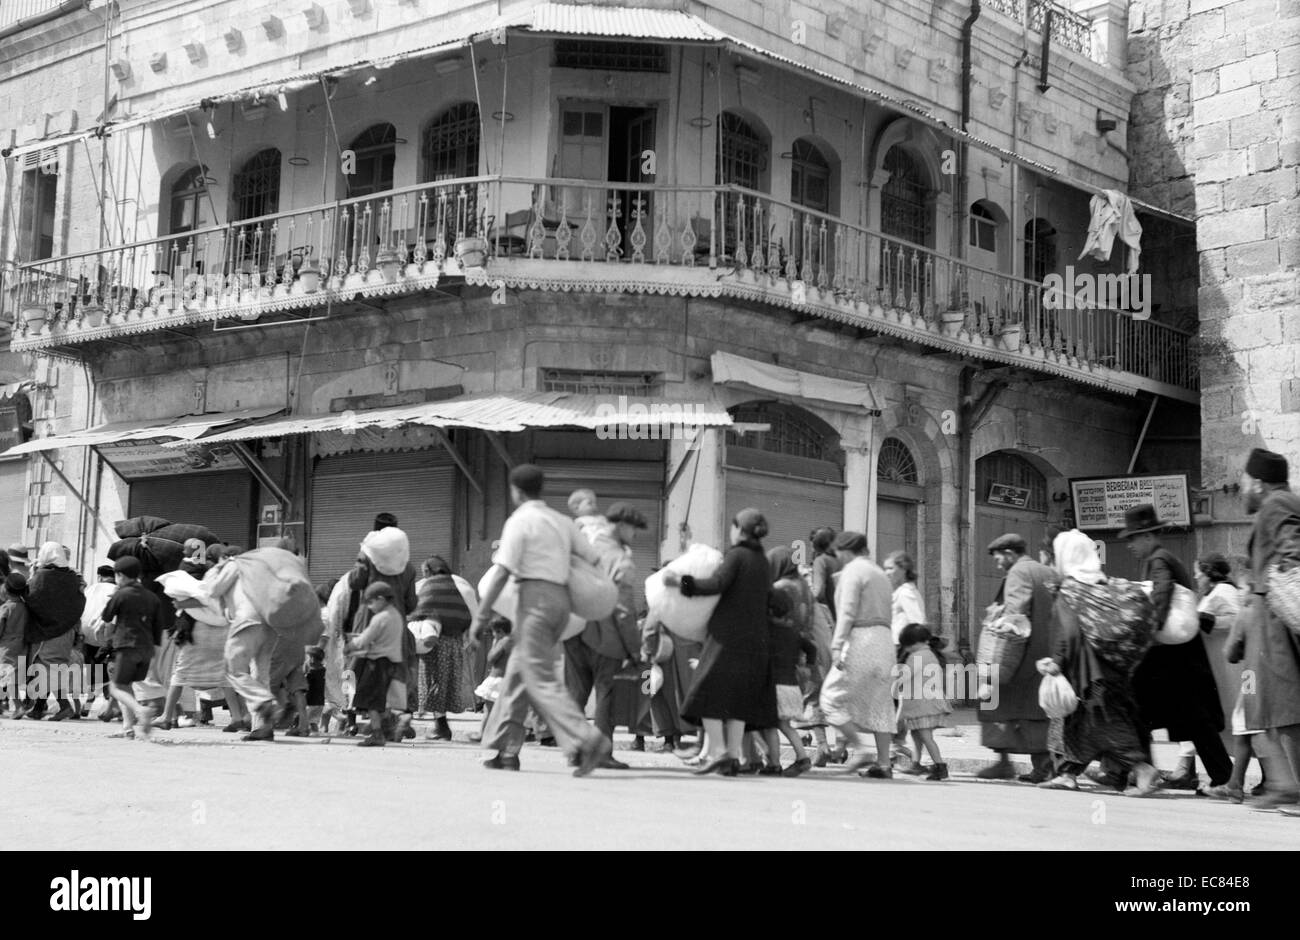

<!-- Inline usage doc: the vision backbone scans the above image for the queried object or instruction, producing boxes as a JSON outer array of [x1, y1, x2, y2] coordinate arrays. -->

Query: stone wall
[[1190, 0, 1300, 561]]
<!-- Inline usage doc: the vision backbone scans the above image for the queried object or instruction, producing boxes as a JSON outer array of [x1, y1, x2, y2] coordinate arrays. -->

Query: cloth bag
[[480, 569, 587, 639], [1137, 581, 1199, 645], [643, 543, 725, 643], [1038, 673, 1079, 718], [1267, 564, 1300, 636], [567, 554, 618, 621], [407, 618, 441, 654]]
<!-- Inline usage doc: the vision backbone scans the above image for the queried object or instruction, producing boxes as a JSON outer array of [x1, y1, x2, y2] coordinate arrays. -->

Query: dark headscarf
[[768, 546, 799, 582], [733, 507, 768, 541]]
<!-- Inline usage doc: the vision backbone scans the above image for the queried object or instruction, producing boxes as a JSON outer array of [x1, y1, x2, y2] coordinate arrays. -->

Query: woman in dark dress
[[662, 508, 778, 776]]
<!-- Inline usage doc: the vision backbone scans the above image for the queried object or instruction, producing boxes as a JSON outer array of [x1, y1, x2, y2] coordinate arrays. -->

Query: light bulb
[[278, 91, 288, 110], [206, 120, 216, 139]]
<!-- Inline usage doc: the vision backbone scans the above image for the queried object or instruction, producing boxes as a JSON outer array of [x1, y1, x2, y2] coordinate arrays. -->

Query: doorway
[[608, 106, 656, 258]]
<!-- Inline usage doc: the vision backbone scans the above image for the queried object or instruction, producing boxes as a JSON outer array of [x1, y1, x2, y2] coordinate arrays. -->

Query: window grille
[[975, 451, 1048, 512], [880, 146, 931, 246], [877, 437, 920, 484], [727, 403, 835, 461], [232, 149, 281, 222], [554, 40, 668, 72], [423, 103, 479, 181], [543, 371, 657, 396]]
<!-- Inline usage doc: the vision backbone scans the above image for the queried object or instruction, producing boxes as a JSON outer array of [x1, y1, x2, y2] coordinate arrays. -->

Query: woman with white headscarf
[[20, 543, 86, 721], [1035, 530, 1161, 795]]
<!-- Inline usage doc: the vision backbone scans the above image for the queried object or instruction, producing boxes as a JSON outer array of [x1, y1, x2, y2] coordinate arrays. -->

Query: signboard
[[96, 439, 244, 480], [1069, 474, 1192, 531], [987, 482, 1031, 508]]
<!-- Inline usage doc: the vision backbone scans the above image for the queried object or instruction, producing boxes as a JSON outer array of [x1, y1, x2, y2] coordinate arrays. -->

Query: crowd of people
[[1, 446, 1298, 813]]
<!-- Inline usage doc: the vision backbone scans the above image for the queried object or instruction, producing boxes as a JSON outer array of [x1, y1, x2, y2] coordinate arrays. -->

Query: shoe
[[154, 719, 174, 731], [812, 746, 831, 768], [844, 750, 875, 773], [783, 757, 812, 777], [1250, 782, 1268, 797], [222, 720, 251, 733], [599, 756, 630, 770], [284, 727, 309, 738], [658, 737, 679, 753], [1204, 783, 1245, 804], [1129, 762, 1162, 798], [1018, 769, 1051, 784], [737, 761, 763, 776], [357, 734, 385, 747], [976, 759, 1016, 780], [631, 736, 645, 752], [1249, 790, 1300, 812], [900, 762, 929, 776], [483, 753, 521, 771], [395, 714, 415, 741], [925, 763, 950, 782], [860, 764, 893, 779], [524, 731, 537, 743], [759, 761, 783, 776], [242, 724, 274, 742], [1161, 771, 1200, 792], [574, 737, 613, 777], [1037, 774, 1079, 790], [428, 716, 453, 740], [539, 736, 559, 748], [176, 715, 195, 728], [48, 706, 77, 722], [692, 756, 739, 776]]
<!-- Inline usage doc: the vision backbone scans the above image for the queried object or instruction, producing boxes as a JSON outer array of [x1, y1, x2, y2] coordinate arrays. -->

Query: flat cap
[[987, 533, 1028, 554]]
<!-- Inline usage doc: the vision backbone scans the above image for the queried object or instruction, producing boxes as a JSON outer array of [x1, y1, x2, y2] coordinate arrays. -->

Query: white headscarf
[[36, 541, 70, 568], [361, 527, 410, 577], [1053, 529, 1104, 585]]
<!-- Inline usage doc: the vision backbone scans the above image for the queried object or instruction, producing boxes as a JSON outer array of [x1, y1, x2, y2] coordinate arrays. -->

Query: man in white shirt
[[473, 465, 613, 776]]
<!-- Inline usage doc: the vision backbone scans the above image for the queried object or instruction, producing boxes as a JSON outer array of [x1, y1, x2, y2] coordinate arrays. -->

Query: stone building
[[1, 0, 1202, 650], [1128, 0, 1298, 561]]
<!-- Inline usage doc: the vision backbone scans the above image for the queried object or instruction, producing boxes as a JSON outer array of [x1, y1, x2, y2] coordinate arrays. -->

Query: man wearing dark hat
[[473, 464, 613, 775], [1122, 503, 1232, 791], [977, 533, 1060, 782], [1238, 449, 1300, 814], [563, 501, 650, 769]]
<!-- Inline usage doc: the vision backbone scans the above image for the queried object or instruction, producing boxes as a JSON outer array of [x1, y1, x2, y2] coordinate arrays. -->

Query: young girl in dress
[[474, 617, 513, 740], [895, 623, 951, 781]]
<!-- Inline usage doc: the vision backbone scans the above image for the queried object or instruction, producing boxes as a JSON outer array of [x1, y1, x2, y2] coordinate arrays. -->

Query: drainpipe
[[957, 366, 975, 658], [957, 0, 982, 267]]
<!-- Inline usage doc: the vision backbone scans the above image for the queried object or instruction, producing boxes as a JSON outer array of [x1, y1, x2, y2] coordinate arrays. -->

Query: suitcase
[[610, 663, 653, 735]]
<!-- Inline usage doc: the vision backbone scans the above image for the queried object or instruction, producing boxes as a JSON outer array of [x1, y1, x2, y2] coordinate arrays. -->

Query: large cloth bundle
[[207, 547, 321, 646], [975, 604, 1031, 681], [479, 569, 588, 640], [113, 516, 171, 539], [567, 555, 618, 621], [25, 567, 87, 642], [1059, 577, 1155, 674], [155, 570, 227, 627], [643, 543, 725, 643], [108, 520, 222, 575]]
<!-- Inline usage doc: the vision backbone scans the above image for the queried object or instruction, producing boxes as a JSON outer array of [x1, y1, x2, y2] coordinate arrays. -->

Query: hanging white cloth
[[1079, 189, 1142, 274]]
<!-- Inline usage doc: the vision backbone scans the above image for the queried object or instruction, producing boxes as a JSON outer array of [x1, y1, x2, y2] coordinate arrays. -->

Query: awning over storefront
[[170, 391, 735, 446], [710, 351, 882, 413], [0, 406, 283, 456]]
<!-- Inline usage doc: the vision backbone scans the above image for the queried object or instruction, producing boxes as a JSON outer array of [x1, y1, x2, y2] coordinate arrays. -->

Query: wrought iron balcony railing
[[986, 0, 1096, 61], [4, 175, 1196, 396]]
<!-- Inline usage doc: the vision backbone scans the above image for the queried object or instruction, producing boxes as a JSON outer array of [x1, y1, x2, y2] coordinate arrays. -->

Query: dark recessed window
[[554, 40, 668, 72], [970, 202, 997, 252]]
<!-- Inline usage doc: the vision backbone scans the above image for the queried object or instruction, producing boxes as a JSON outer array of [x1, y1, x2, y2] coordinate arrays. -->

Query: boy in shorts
[[343, 581, 404, 747], [100, 557, 166, 740]]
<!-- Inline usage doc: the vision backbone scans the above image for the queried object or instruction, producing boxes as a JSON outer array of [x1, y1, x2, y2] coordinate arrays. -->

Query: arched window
[[969, 201, 997, 253], [727, 402, 840, 463], [790, 138, 830, 213], [877, 437, 920, 484], [975, 450, 1048, 513], [169, 166, 212, 235], [347, 123, 397, 197], [422, 103, 479, 181], [880, 145, 931, 247], [232, 149, 282, 222]]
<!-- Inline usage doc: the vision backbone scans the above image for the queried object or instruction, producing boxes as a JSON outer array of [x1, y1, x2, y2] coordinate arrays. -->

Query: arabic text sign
[[1070, 474, 1191, 530]]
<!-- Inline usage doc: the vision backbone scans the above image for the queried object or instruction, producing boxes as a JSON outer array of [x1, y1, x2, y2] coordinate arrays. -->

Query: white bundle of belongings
[[1038, 671, 1079, 718], [361, 527, 410, 576], [205, 547, 322, 648], [1136, 581, 1199, 645], [156, 570, 228, 627], [480, 569, 588, 640], [643, 543, 726, 643], [407, 618, 442, 654]]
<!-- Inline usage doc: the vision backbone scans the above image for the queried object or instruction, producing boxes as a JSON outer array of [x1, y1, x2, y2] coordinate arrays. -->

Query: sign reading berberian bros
[[1069, 474, 1192, 530]]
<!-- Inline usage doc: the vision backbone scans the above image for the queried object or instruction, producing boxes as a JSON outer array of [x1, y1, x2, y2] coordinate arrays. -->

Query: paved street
[[1, 714, 1291, 851]]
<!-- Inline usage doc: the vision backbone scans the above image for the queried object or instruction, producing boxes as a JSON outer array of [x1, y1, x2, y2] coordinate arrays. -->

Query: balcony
[[4, 176, 1197, 402]]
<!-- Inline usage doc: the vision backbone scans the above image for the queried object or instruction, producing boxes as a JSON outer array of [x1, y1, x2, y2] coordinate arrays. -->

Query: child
[[304, 646, 327, 734], [766, 587, 817, 776], [473, 617, 513, 741], [343, 581, 404, 747], [99, 556, 166, 741], [895, 623, 952, 781], [567, 488, 616, 548], [0, 573, 29, 717]]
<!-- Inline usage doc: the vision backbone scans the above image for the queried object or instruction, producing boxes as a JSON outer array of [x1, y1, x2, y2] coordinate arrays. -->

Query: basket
[[975, 620, 1028, 681], [1267, 564, 1300, 636]]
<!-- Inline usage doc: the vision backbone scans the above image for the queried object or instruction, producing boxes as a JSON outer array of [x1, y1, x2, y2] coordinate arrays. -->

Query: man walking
[[1238, 450, 1300, 814], [473, 465, 612, 775], [1124, 503, 1232, 791], [977, 534, 1059, 783], [100, 557, 165, 740]]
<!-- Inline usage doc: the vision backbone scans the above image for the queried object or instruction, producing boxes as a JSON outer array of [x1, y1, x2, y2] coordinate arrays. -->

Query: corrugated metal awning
[[1, 406, 284, 456], [495, 3, 726, 41], [172, 391, 735, 446]]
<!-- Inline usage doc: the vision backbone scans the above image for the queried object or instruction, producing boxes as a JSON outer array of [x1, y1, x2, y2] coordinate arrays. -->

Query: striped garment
[[412, 575, 472, 637]]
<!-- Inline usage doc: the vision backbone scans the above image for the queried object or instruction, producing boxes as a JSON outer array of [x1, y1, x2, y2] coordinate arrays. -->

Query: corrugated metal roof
[[521, 3, 725, 41], [171, 392, 734, 446], [2, 406, 282, 456]]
